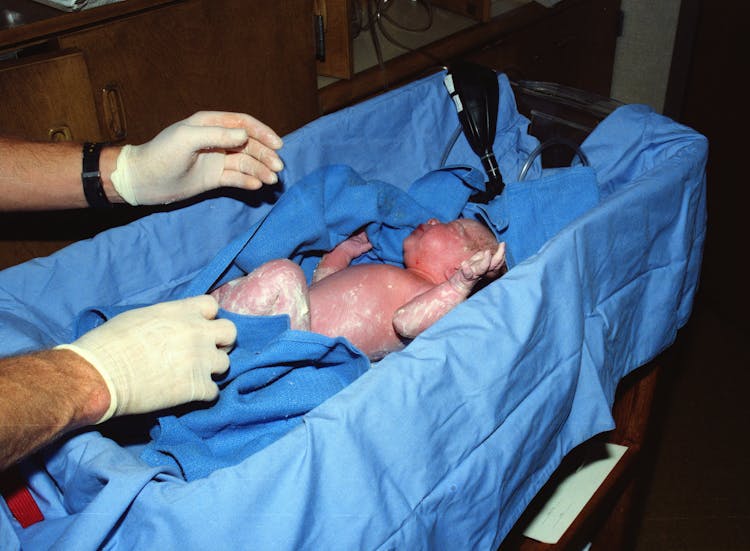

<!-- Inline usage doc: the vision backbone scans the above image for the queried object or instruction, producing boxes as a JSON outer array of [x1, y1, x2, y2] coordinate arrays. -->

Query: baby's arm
[[393, 243, 506, 339], [312, 230, 373, 283]]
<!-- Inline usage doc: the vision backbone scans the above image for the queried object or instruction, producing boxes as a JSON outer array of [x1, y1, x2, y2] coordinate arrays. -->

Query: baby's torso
[[309, 264, 432, 360]]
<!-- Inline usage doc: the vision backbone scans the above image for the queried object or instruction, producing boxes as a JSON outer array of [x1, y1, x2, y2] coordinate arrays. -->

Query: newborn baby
[[211, 218, 506, 360]]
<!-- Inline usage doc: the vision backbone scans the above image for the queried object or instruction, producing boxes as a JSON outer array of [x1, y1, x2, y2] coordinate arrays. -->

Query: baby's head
[[403, 217, 500, 283]]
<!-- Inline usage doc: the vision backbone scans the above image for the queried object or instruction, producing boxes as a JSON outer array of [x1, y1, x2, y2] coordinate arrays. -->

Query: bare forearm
[[392, 282, 468, 340], [0, 349, 110, 470], [394, 245, 506, 338], [314, 249, 355, 282], [0, 136, 124, 211]]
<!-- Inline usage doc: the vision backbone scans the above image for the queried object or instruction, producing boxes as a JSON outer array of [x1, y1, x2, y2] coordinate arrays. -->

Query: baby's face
[[403, 218, 494, 281]]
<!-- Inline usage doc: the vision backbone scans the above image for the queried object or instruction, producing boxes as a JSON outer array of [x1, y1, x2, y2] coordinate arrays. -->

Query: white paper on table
[[29, 0, 124, 12], [523, 443, 628, 544]]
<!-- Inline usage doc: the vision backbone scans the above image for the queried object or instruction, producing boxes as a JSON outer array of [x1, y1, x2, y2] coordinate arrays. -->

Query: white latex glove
[[56, 295, 236, 423], [111, 111, 284, 205]]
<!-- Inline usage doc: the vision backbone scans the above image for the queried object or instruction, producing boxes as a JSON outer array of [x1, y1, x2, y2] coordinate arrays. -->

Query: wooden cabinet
[[56, 0, 320, 143], [0, 0, 320, 145]]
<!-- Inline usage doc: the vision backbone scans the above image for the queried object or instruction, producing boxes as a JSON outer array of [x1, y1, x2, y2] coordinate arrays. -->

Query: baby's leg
[[211, 259, 311, 330]]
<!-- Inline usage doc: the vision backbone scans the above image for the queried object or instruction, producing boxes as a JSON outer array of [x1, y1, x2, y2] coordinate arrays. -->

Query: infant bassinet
[[0, 70, 706, 550]]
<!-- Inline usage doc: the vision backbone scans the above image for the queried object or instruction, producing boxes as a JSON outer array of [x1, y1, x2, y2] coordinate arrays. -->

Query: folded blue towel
[[141, 313, 369, 481], [468, 165, 600, 267]]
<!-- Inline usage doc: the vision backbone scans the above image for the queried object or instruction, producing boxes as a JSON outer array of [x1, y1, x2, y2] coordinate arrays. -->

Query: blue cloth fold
[[468, 165, 600, 267], [141, 322, 369, 481]]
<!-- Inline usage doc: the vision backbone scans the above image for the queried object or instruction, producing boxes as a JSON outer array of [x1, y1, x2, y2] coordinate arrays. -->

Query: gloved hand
[[111, 111, 284, 205], [56, 295, 236, 423]]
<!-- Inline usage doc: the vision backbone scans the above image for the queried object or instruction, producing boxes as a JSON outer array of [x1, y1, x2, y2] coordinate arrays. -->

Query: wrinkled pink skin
[[211, 218, 506, 360]]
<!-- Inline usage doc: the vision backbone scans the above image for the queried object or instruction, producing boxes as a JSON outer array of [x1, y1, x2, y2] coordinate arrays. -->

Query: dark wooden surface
[[0, 0, 176, 48], [432, 0, 491, 22], [318, 0, 621, 114]]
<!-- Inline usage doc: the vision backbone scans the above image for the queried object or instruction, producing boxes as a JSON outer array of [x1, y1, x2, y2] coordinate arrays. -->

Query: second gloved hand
[[56, 295, 236, 423], [111, 111, 285, 205]]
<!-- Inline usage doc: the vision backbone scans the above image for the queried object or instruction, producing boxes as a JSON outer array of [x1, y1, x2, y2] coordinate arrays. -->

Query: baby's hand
[[486, 242, 507, 277], [314, 229, 374, 283], [341, 229, 373, 258], [451, 243, 507, 291]]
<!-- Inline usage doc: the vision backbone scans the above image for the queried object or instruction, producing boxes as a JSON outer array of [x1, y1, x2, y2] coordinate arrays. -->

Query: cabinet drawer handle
[[48, 125, 73, 142], [102, 83, 127, 141]]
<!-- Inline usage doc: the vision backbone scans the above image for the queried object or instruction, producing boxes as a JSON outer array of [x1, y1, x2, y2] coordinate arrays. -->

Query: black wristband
[[82, 142, 112, 208]]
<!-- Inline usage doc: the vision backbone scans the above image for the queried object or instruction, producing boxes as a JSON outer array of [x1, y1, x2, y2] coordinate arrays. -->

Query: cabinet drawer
[[0, 49, 102, 141], [59, 0, 320, 143]]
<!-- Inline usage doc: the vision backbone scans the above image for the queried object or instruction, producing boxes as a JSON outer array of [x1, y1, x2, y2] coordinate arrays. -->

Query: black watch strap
[[82, 142, 112, 208]]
